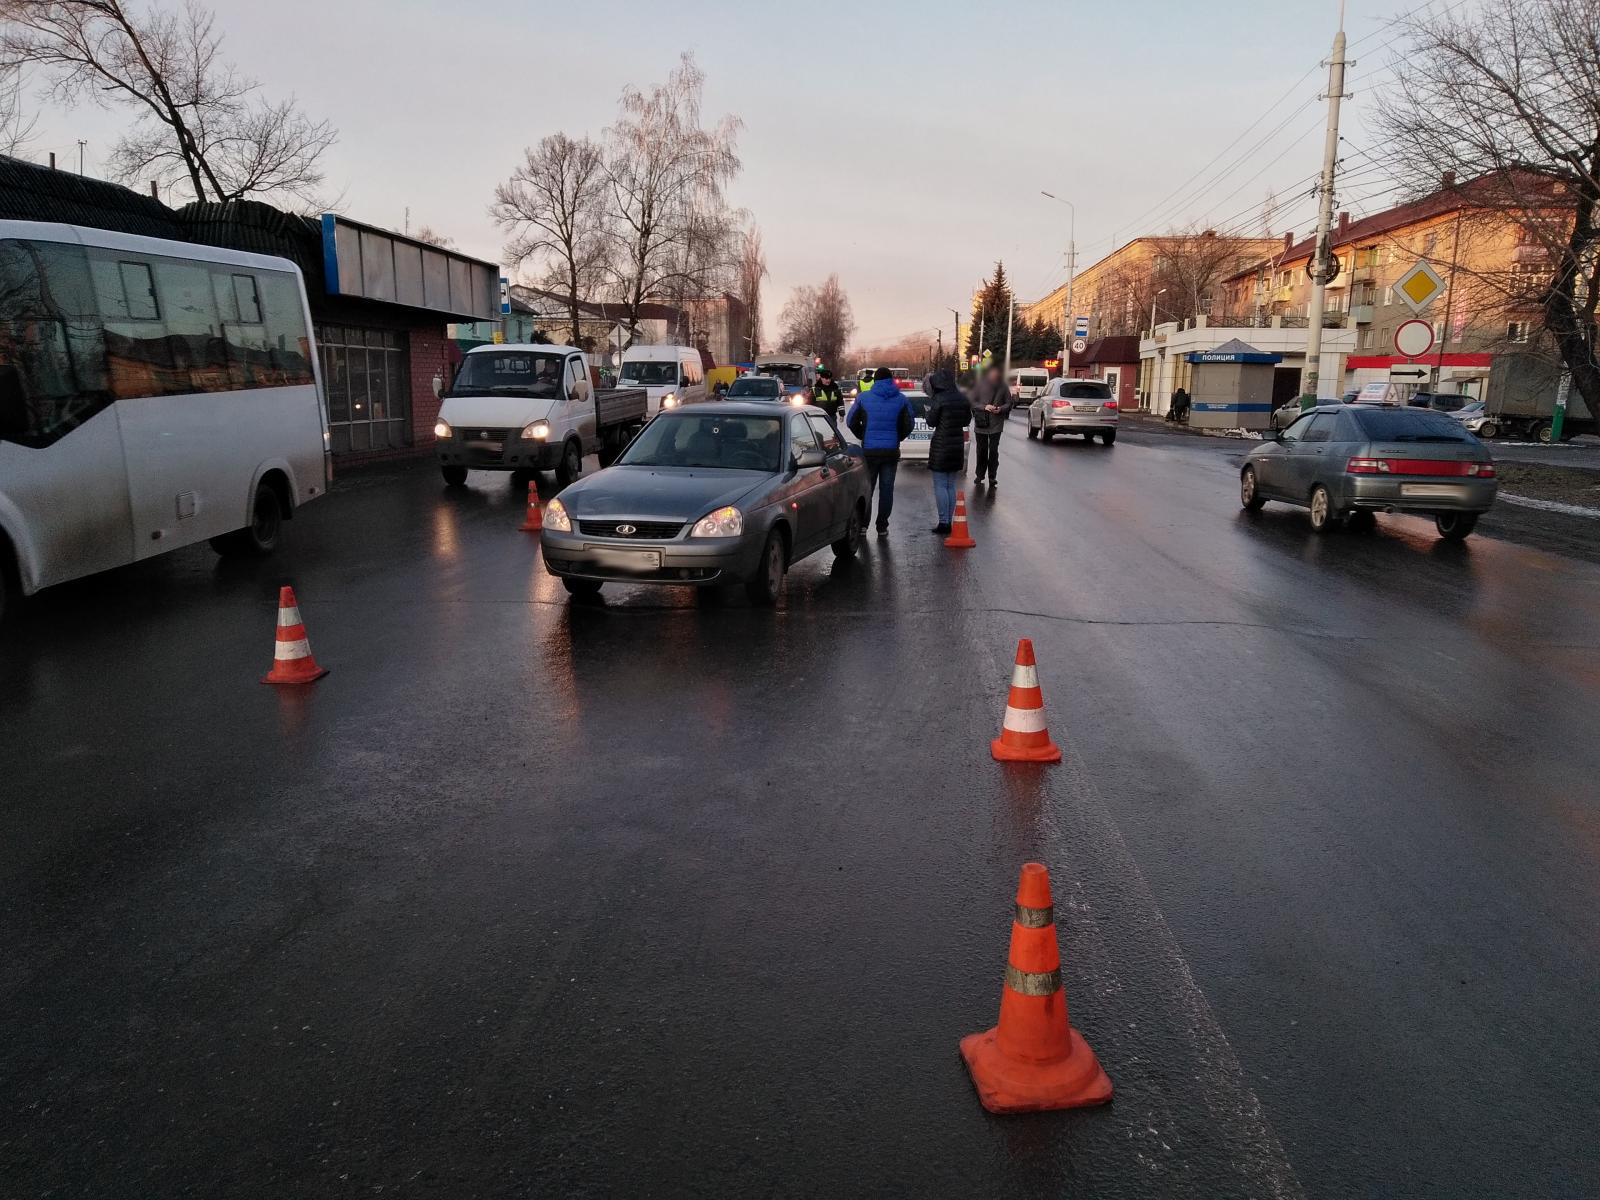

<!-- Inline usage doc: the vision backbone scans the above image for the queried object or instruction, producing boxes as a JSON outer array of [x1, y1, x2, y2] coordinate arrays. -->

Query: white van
[[1009, 367, 1050, 401], [754, 353, 816, 402], [618, 344, 706, 414]]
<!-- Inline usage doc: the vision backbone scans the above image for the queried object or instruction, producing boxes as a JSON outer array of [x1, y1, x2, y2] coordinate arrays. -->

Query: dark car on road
[[1240, 404, 1498, 539], [541, 402, 869, 604]]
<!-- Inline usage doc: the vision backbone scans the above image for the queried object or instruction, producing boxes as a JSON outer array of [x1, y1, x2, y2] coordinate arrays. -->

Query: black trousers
[[974, 430, 1002, 481]]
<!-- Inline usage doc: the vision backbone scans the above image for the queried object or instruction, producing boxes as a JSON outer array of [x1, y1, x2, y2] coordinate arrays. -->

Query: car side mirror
[[571, 377, 592, 403], [794, 446, 825, 470]]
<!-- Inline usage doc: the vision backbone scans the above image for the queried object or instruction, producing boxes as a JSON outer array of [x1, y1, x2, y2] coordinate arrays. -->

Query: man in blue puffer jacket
[[846, 367, 915, 537]]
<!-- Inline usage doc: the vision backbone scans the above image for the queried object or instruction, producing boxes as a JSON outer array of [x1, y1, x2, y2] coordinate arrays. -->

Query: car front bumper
[[1343, 476, 1498, 512], [436, 436, 562, 472], [540, 527, 768, 586]]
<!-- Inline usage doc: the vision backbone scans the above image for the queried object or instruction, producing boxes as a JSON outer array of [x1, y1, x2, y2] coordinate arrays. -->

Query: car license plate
[[1073, 405, 1099, 413], [909, 419, 932, 440], [587, 547, 661, 573], [1401, 483, 1467, 499], [468, 440, 504, 453]]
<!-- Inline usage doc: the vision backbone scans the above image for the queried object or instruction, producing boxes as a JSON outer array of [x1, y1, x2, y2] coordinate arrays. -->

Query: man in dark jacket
[[921, 367, 971, 533], [812, 368, 844, 422], [846, 367, 915, 537], [970, 362, 1013, 489]]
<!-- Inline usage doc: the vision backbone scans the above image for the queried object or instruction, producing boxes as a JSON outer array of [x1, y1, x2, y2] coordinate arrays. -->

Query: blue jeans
[[932, 470, 958, 525], [865, 457, 898, 530]]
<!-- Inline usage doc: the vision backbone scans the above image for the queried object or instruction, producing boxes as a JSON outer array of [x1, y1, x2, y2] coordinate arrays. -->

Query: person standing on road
[[847, 367, 915, 538], [970, 361, 1013, 490], [921, 367, 971, 534], [812, 368, 844, 423]]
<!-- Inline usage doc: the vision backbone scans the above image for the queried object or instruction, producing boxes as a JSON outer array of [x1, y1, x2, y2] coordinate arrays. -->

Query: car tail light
[[1346, 457, 1391, 474], [1104, 400, 1119, 410], [1052, 399, 1071, 409], [1467, 462, 1495, 477]]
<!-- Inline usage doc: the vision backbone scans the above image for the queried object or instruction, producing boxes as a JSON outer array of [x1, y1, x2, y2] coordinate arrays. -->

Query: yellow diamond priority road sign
[[1395, 259, 1445, 314]]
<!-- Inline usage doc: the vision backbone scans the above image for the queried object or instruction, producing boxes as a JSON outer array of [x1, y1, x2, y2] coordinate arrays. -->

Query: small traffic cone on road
[[261, 585, 329, 685], [991, 638, 1062, 762], [960, 862, 1112, 1114], [518, 479, 543, 532], [944, 490, 976, 548]]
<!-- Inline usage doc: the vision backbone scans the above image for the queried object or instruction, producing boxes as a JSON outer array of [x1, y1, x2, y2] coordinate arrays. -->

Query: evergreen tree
[[966, 261, 1014, 363]]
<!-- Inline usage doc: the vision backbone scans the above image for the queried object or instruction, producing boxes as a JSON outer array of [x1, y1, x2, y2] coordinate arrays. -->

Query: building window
[[1506, 321, 1530, 343], [317, 324, 411, 454], [1357, 327, 1374, 349]]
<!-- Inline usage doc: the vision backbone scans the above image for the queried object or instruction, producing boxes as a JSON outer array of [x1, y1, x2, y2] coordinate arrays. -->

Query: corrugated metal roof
[[175, 200, 323, 288], [0, 155, 185, 239]]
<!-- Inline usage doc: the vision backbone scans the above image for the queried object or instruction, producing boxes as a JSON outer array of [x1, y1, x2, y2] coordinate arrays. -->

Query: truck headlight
[[691, 506, 743, 538], [661, 393, 678, 408], [434, 420, 452, 439], [544, 498, 572, 532], [520, 420, 550, 440]]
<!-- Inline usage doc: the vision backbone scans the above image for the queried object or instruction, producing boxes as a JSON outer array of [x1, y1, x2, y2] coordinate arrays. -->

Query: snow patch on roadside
[[1498, 492, 1600, 518]]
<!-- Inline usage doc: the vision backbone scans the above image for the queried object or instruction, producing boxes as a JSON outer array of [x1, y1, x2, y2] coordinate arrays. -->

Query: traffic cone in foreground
[[944, 490, 976, 548], [991, 638, 1061, 762], [960, 862, 1112, 1114], [261, 586, 328, 685], [518, 479, 544, 532]]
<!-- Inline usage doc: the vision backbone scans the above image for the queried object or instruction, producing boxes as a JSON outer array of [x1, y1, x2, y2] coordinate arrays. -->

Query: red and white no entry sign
[[1394, 318, 1436, 358]]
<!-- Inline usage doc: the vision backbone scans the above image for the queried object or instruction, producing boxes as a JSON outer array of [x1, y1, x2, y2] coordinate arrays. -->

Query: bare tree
[[735, 225, 767, 357], [492, 133, 610, 347], [603, 52, 741, 329], [0, 0, 335, 205], [412, 225, 456, 249], [0, 64, 34, 154], [778, 274, 855, 370], [1377, 0, 1600, 406], [1100, 227, 1270, 332]]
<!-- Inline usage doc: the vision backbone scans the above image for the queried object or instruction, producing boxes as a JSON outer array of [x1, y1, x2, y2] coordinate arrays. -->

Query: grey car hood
[[561, 466, 770, 521]]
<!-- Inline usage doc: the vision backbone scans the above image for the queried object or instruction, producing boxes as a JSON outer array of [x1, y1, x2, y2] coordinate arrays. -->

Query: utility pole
[[1003, 292, 1015, 377], [949, 307, 961, 371], [1062, 246, 1076, 377], [76, 140, 86, 175], [1301, 19, 1348, 408]]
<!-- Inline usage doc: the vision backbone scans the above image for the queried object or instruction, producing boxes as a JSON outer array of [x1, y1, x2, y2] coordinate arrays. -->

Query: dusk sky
[[22, 0, 1409, 348]]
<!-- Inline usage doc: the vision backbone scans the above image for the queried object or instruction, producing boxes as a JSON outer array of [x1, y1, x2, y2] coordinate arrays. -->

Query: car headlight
[[520, 420, 550, 440], [544, 497, 572, 532], [788, 394, 806, 406], [691, 505, 743, 538], [661, 393, 678, 408], [434, 420, 452, 439]]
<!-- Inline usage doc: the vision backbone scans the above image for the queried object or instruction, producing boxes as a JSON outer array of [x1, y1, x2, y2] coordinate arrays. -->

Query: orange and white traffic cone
[[960, 862, 1112, 1113], [518, 480, 543, 532], [944, 490, 976, 549], [261, 585, 329, 685], [991, 638, 1061, 762]]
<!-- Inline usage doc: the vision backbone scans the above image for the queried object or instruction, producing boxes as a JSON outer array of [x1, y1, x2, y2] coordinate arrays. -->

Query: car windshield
[[618, 413, 783, 471], [1353, 407, 1473, 442], [454, 351, 564, 395], [620, 360, 679, 386], [727, 377, 781, 398], [759, 362, 806, 386], [905, 394, 929, 419]]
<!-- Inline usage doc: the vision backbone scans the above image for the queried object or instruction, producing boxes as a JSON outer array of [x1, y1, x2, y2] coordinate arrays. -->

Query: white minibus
[[0, 221, 330, 621]]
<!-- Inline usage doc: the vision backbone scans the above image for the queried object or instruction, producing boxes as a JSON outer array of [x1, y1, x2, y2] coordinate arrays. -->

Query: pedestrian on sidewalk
[[846, 367, 915, 537], [970, 361, 1013, 490], [921, 367, 971, 534], [812, 368, 844, 423]]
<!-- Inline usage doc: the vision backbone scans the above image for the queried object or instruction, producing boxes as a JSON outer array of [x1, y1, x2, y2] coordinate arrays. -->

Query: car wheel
[[1101, 430, 1116, 445], [745, 530, 786, 607], [1083, 431, 1095, 442], [1027, 423, 1038, 440], [1435, 511, 1479, 540], [562, 577, 604, 598], [440, 466, 468, 487], [1307, 484, 1335, 534], [1347, 510, 1378, 533], [556, 439, 583, 485], [210, 482, 282, 557], [1240, 466, 1266, 511], [1478, 421, 1497, 439], [1534, 421, 1554, 444], [831, 504, 862, 559], [1041, 429, 1054, 443]]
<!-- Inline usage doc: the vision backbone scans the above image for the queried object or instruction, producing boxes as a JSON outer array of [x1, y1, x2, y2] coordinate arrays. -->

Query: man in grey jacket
[[970, 362, 1014, 490]]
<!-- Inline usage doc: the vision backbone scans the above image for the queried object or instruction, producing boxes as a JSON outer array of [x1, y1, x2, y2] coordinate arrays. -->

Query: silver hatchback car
[[1026, 378, 1119, 445], [1240, 404, 1498, 539]]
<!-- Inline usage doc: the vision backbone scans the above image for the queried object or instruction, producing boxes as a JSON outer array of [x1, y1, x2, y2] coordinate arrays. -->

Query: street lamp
[[1041, 191, 1076, 374], [1148, 288, 1168, 412]]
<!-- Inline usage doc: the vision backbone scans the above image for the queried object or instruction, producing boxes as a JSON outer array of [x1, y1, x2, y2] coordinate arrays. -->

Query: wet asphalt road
[[3, 424, 1598, 1199]]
